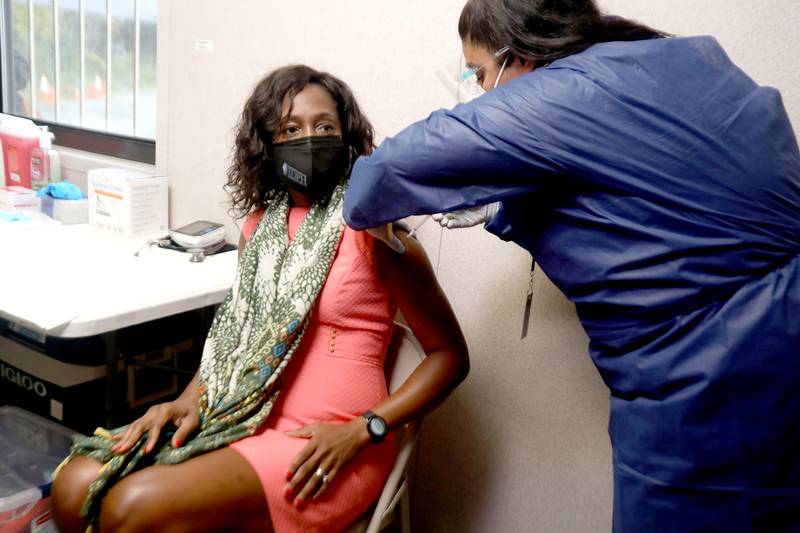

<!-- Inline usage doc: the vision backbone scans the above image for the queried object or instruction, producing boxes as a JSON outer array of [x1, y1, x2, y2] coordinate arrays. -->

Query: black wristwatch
[[362, 410, 388, 444]]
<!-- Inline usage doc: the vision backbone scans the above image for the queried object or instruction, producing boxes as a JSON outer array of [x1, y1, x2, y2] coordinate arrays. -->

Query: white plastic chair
[[346, 322, 426, 533]]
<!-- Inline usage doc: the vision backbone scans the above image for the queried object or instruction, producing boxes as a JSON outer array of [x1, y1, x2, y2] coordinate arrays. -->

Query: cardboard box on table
[[87, 168, 168, 238]]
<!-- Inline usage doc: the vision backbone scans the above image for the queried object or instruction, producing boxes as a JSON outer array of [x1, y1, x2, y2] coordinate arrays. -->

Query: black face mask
[[272, 136, 349, 198]]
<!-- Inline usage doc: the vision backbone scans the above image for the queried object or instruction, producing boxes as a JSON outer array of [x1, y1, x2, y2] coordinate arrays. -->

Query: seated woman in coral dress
[[51, 65, 469, 533]]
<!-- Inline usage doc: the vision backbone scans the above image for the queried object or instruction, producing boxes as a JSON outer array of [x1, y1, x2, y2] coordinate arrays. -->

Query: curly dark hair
[[226, 65, 375, 218], [459, 0, 667, 67]]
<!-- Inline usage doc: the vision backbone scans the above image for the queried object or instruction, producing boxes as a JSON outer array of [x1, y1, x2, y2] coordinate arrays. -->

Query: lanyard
[[521, 257, 536, 339]]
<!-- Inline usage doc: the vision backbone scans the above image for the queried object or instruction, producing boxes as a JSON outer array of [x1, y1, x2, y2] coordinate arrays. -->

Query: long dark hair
[[226, 65, 375, 218], [459, 0, 667, 67]]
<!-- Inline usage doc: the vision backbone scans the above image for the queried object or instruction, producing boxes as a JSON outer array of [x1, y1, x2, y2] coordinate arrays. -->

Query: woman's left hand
[[284, 419, 369, 506]]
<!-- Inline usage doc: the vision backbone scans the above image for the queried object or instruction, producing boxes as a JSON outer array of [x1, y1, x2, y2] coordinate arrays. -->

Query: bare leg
[[97, 447, 273, 533], [51, 455, 104, 533]]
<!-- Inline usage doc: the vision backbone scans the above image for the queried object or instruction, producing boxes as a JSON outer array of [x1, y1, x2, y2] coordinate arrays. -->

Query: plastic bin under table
[[0, 406, 77, 533]]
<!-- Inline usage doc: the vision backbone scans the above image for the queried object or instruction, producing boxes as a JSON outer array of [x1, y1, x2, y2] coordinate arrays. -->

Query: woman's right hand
[[111, 397, 200, 454]]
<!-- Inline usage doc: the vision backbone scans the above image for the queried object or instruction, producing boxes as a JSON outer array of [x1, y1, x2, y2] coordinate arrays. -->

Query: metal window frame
[[0, 0, 155, 164]]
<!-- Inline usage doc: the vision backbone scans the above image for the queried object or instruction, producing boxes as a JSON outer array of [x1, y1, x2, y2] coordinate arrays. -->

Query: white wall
[[156, 0, 468, 242], [599, 0, 800, 129], [156, 1, 800, 531]]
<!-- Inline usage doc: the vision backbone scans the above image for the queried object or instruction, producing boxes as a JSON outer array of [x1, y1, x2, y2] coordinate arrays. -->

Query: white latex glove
[[366, 221, 411, 254], [432, 202, 500, 229]]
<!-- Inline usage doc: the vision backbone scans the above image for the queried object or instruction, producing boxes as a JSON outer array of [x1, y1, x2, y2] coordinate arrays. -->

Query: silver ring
[[314, 467, 327, 479], [322, 474, 330, 485]]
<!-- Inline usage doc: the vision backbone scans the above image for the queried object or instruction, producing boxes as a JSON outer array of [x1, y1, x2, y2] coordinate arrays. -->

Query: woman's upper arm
[[374, 232, 468, 372]]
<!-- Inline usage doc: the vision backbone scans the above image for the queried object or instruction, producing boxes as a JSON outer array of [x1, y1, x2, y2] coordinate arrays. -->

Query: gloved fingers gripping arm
[[432, 202, 501, 229]]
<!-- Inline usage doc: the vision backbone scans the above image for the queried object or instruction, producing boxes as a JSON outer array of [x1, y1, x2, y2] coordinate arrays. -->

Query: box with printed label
[[0, 186, 41, 211], [0, 311, 206, 435], [0, 337, 197, 436], [87, 168, 168, 238], [0, 333, 109, 435]]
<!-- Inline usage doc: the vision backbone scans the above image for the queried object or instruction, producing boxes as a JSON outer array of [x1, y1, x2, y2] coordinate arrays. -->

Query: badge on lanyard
[[521, 257, 536, 339]]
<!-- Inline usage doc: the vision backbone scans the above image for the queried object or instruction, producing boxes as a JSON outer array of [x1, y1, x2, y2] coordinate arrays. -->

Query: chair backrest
[[357, 322, 426, 533], [384, 322, 426, 394], [346, 323, 426, 533]]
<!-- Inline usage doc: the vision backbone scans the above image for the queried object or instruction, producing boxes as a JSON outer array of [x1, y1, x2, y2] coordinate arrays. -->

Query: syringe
[[408, 215, 431, 238]]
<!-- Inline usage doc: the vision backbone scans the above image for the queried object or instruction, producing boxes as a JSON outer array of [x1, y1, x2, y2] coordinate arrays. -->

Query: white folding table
[[0, 223, 237, 425]]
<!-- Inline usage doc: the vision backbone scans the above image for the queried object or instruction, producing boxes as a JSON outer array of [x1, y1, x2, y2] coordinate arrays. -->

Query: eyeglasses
[[435, 44, 512, 104], [459, 46, 511, 83]]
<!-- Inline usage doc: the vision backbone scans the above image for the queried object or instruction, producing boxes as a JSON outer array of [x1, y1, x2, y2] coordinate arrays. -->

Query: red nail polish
[[294, 497, 303, 507], [283, 486, 293, 498], [173, 439, 182, 448], [285, 468, 293, 480]]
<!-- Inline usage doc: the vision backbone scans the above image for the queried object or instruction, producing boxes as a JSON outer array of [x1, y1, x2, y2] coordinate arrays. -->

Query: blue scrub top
[[344, 36, 800, 530]]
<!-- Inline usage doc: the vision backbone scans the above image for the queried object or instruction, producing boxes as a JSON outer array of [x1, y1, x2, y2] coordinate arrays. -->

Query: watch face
[[368, 416, 387, 436]]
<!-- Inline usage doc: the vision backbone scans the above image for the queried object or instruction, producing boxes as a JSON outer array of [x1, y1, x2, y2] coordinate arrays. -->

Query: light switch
[[194, 40, 215, 52]]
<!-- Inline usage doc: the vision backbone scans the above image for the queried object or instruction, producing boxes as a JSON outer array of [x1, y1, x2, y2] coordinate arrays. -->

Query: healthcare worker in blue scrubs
[[343, 0, 800, 531]]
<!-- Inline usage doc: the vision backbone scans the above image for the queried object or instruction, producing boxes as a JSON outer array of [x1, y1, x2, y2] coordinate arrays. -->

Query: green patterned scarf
[[61, 181, 348, 521]]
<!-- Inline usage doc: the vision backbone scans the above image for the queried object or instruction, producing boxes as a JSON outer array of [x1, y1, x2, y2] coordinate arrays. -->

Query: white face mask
[[436, 46, 511, 104], [462, 54, 509, 102]]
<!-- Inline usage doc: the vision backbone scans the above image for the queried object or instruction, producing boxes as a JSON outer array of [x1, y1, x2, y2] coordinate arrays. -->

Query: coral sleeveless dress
[[229, 207, 398, 532]]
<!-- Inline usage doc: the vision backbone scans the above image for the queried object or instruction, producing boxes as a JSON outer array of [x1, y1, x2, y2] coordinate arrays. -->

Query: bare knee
[[97, 461, 273, 533], [98, 481, 147, 533], [98, 470, 167, 533], [50, 456, 102, 533]]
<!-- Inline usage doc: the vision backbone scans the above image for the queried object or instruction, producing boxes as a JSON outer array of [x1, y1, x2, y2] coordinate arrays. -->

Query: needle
[[408, 215, 431, 238]]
